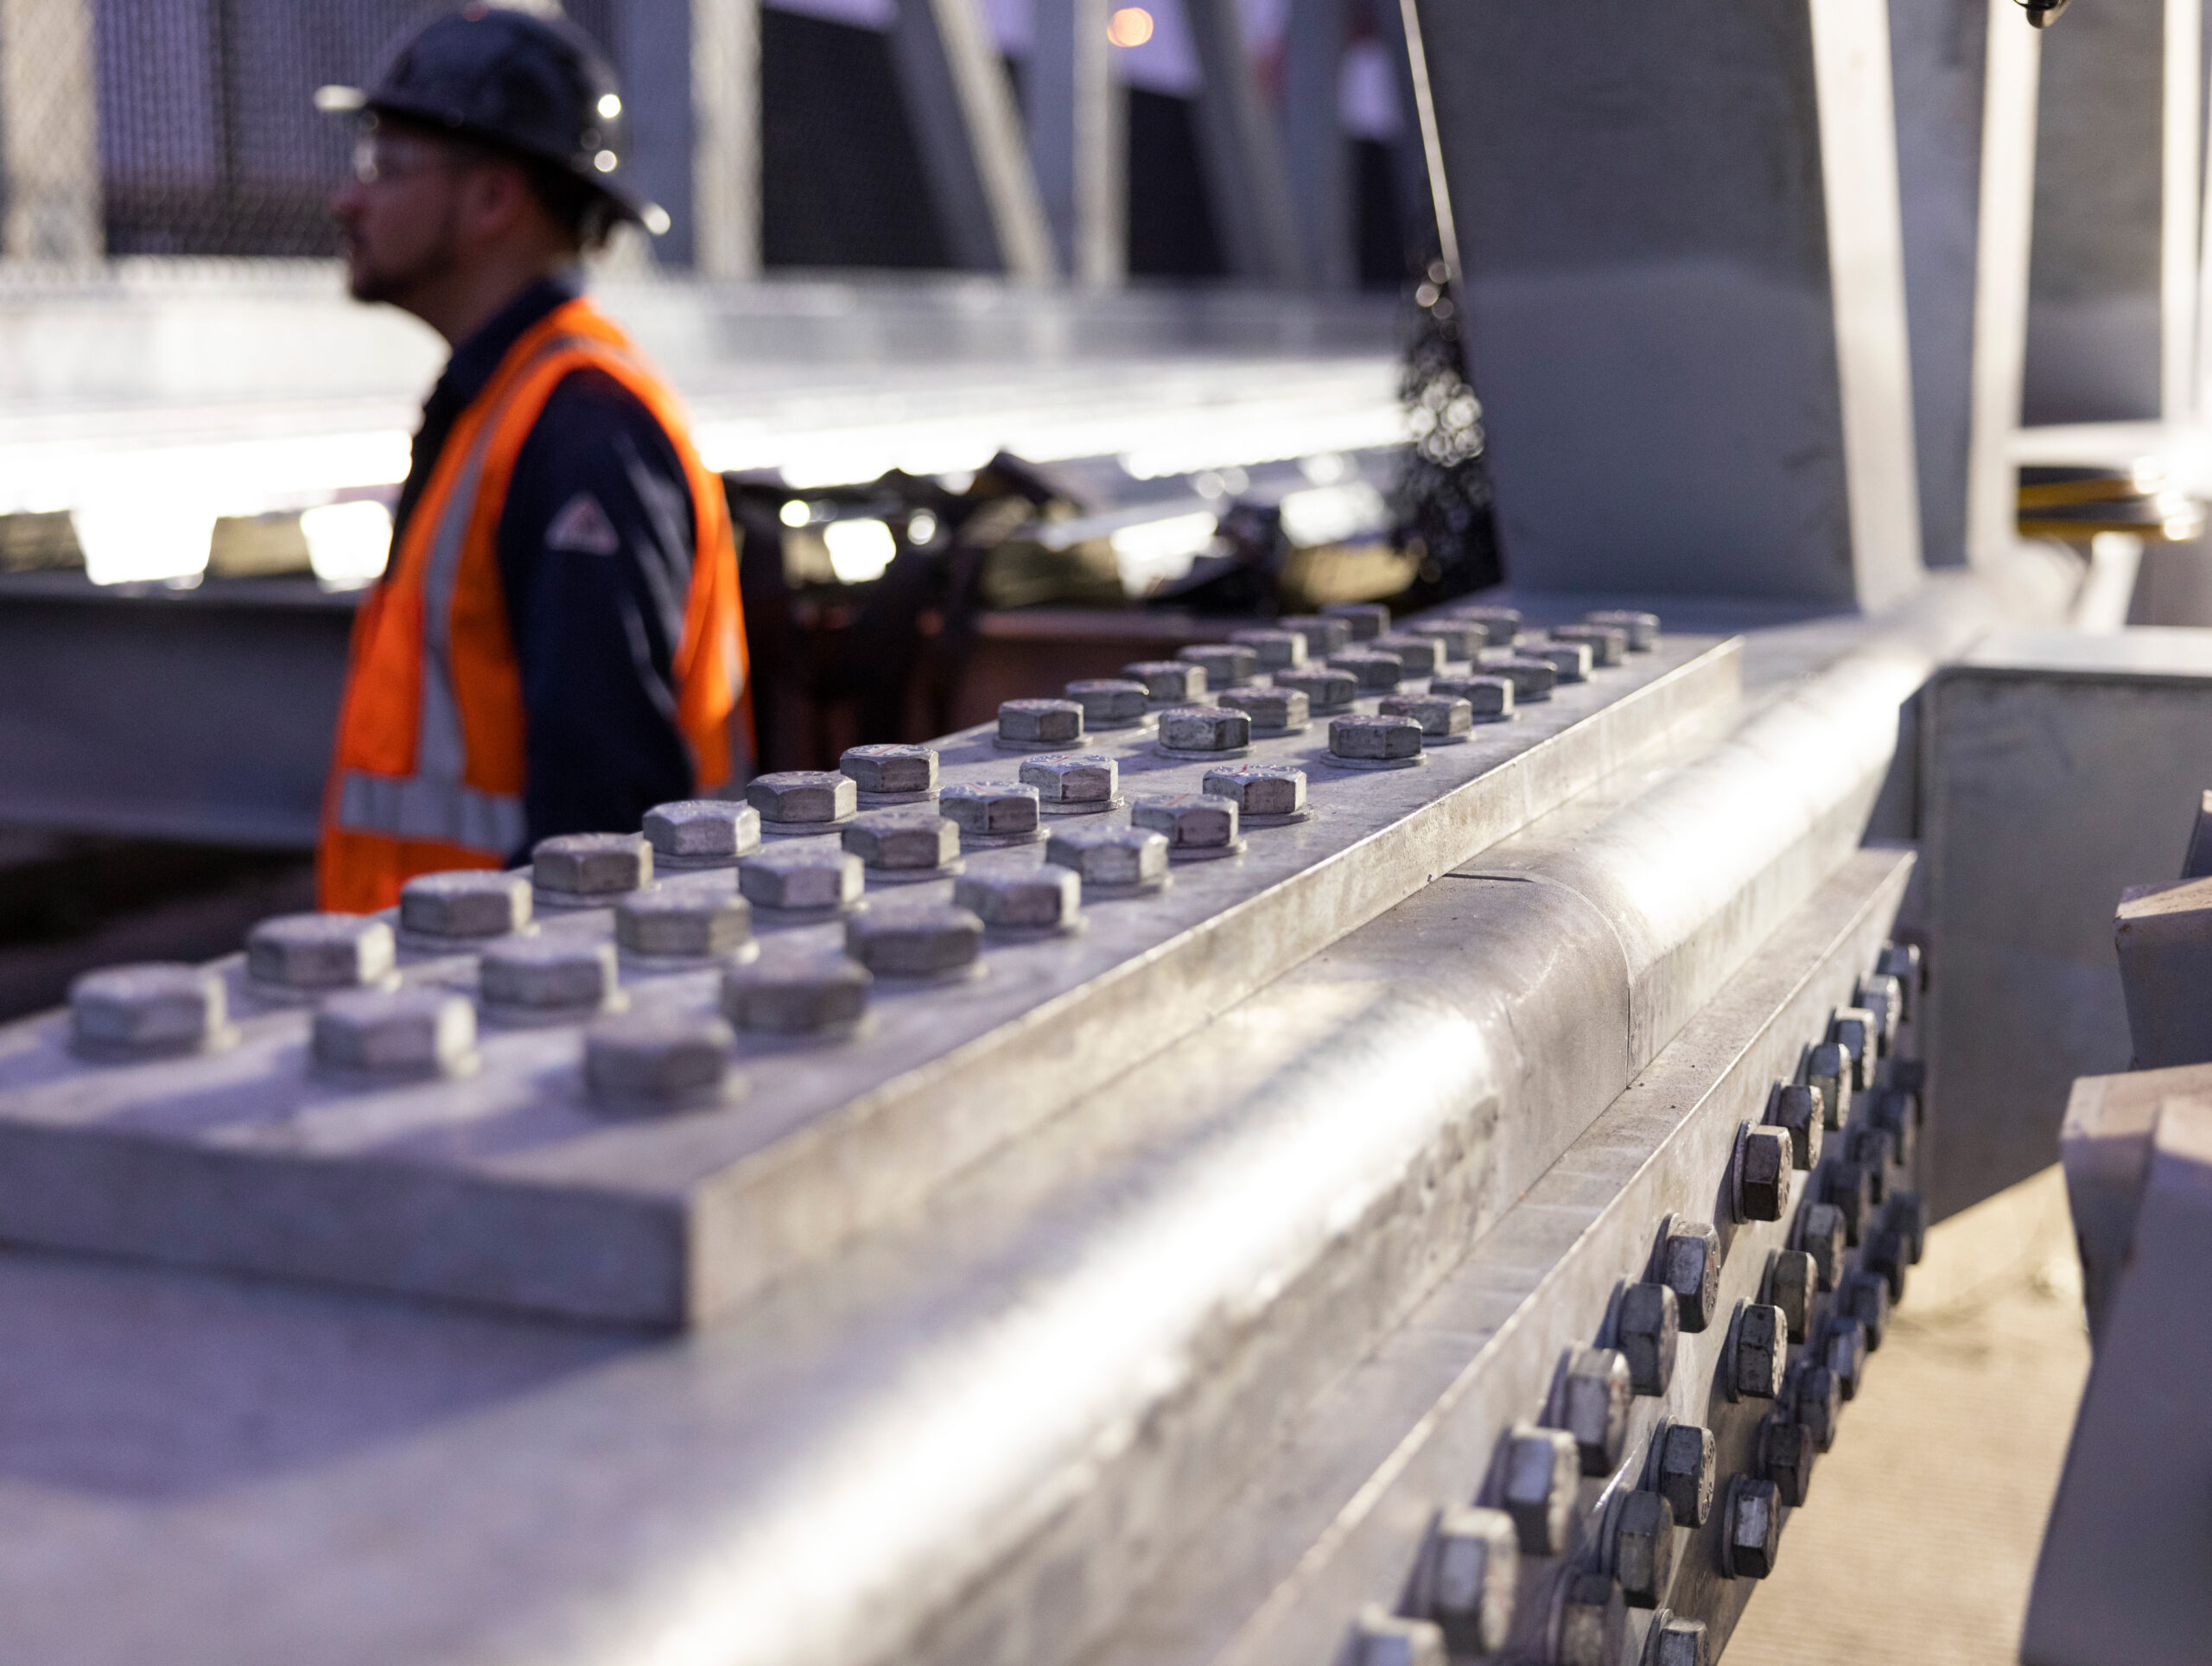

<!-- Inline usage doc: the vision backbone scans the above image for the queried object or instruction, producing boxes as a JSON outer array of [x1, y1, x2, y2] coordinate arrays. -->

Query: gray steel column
[[1033, 0, 1125, 287], [611, 0, 757, 276], [0, 0, 102, 263], [1281, 0, 1351, 291], [1413, 0, 1922, 609], [1967, 3, 2041, 568], [1185, 0, 1306, 286], [891, 0, 1055, 282]]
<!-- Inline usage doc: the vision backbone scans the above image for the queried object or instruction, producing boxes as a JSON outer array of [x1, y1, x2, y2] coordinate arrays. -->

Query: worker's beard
[[344, 198, 465, 309]]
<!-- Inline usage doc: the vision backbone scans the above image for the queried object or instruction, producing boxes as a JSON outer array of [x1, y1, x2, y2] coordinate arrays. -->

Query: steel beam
[[1032, 0, 1125, 287], [1184, 0, 1307, 287], [1281, 0, 1351, 291]]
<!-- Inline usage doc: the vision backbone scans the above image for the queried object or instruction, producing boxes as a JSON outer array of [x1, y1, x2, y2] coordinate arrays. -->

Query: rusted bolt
[[721, 950, 870, 1034], [1046, 822, 1171, 893], [940, 781, 1045, 845], [1372, 634, 1443, 677], [1657, 1219, 1722, 1332], [1328, 649, 1404, 690], [1120, 659, 1206, 704], [311, 985, 475, 1080], [1765, 1080, 1823, 1169], [1732, 1302, 1787, 1400], [1822, 1315, 1869, 1400], [1498, 1423, 1580, 1555], [747, 770, 857, 831], [1796, 1201, 1847, 1289], [1273, 667, 1358, 713], [995, 698, 1087, 750], [737, 843, 865, 912], [399, 869, 533, 943], [1796, 1362, 1840, 1451], [1346, 1608, 1446, 1666], [1226, 627, 1307, 671], [1606, 1489, 1675, 1608], [1062, 680, 1152, 730], [583, 1010, 734, 1113], [70, 963, 231, 1059], [1378, 692, 1473, 741], [1551, 1345, 1631, 1475], [1452, 604, 1522, 645], [838, 743, 940, 801], [615, 887, 754, 960], [1758, 1415, 1816, 1508], [1407, 620, 1484, 660], [1322, 601, 1390, 641], [1427, 674, 1514, 722], [1736, 1125, 1791, 1222], [1019, 753, 1120, 813], [1768, 1248, 1815, 1341], [247, 912, 397, 994], [532, 832, 652, 900], [1157, 705, 1251, 754], [1328, 712, 1424, 768], [1274, 614, 1352, 658], [1723, 1477, 1782, 1579], [844, 902, 984, 979], [842, 809, 963, 876], [1220, 685, 1311, 734], [1556, 1572, 1626, 1666], [1822, 1161, 1873, 1244], [480, 936, 621, 1021], [1553, 623, 1627, 667], [1614, 1281, 1679, 1396], [1586, 609, 1661, 652], [1415, 1506, 1517, 1656], [1132, 792, 1243, 859], [1524, 639, 1593, 684], [953, 864, 1084, 935], [643, 799, 762, 866], [1176, 642, 1258, 690], [1645, 1421, 1716, 1528], [1203, 763, 1308, 823]]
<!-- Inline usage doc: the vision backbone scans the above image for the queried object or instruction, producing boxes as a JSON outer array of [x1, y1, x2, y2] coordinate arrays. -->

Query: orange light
[[1107, 7, 1154, 46]]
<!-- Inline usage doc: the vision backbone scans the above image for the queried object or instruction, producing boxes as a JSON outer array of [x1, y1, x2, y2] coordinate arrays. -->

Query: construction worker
[[316, 4, 744, 913]]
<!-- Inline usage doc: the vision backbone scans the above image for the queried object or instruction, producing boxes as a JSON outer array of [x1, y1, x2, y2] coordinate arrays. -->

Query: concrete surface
[[1731, 1165, 2089, 1666]]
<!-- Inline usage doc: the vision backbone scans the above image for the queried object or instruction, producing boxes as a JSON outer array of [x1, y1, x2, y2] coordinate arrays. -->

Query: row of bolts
[[1351, 942, 1929, 1666], [61, 601, 1662, 1116]]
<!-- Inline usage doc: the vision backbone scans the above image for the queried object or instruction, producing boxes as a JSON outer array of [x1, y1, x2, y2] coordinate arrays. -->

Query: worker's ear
[[454, 156, 536, 247]]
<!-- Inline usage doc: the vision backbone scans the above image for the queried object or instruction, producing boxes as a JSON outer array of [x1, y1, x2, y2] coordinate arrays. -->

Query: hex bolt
[[1556, 1572, 1627, 1666], [1768, 1249, 1816, 1342], [1524, 639, 1594, 684], [1407, 620, 1484, 661], [1328, 712, 1425, 768], [1875, 940, 1923, 1014], [1202, 763, 1309, 823], [1499, 1423, 1580, 1555], [1274, 667, 1360, 714], [1829, 1006, 1878, 1089], [721, 950, 871, 1035], [1795, 1363, 1841, 1452], [1855, 972, 1903, 1048], [747, 770, 858, 831], [1552, 1345, 1632, 1475], [1046, 822, 1171, 894], [311, 986, 475, 1080], [953, 865, 1083, 935], [1328, 649, 1406, 690], [615, 887, 754, 960], [1120, 659, 1206, 705], [1586, 609, 1662, 652], [1372, 634, 1444, 677], [1226, 627, 1308, 671], [940, 781, 1044, 845], [1732, 1302, 1788, 1400], [1822, 1160, 1873, 1245], [1885, 1192, 1930, 1263], [1606, 1489, 1676, 1608], [1841, 1269, 1891, 1350], [995, 697, 1088, 750], [1157, 705, 1252, 754], [1765, 1080, 1824, 1169], [1796, 1201, 1847, 1289], [583, 1010, 734, 1114], [1132, 792, 1243, 860], [1758, 1415, 1817, 1508], [1887, 1057, 1929, 1102], [1643, 1612, 1709, 1666], [1175, 642, 1259, 690], [844, 902, 984, 979], [1657, 1219, 1723, 1333], [1805, 1041, 1851, 1127], [1452, 604, 1523, 645], [1416, 1505, 1518, 1656], [1553, 623, 1628, 667], [838, 742, 941, 800], [1646, 1421, 1716, 1528], [1846, 1126, 1896, 1201], [1346, 1607, 1446, 1666], [400, 869, 534, 943], [1822, 1316, 1869, 1401], [1477, 653, 1559, 700], [1273, 614, 1353, 658], [480, 936, 620, 1021], [70, 963, 231, 1059], [842, 808, 963, 876], [1735, 1125, 1791, 1222], [1322, 601, 1390, 641], [1220, 685, 1311, 734], [531, 832, 652, 900], [737, 843, 865, 913], [642, 799, 763, 868], [1724, 1477, 1783, 1580], [246, 912, 397, 994], [1427, 674, 1515, 722], [1377, 692, 1473, 741], [1872, 1088, 1919, 1165], [1613, 1281, 1680, 1396], [1062, 679, 1153, 730]]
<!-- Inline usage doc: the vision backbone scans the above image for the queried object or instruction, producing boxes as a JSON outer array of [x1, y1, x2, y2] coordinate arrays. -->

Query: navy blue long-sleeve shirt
[[390, 272, 698, 856]]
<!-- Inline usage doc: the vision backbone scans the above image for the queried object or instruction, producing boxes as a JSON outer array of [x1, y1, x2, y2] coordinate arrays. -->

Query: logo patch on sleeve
[[546, 492, 620, 556]]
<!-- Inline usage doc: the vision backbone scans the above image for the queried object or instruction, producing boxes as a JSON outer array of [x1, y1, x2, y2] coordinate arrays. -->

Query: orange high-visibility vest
[[319, 298, 745, 913]]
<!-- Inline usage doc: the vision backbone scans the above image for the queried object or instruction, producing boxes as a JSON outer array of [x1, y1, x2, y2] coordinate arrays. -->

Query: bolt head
[[721, 950, 870, 1033], [844, 902, 983, 977], [1378, 693, 1473, 739], [953, 864, 1082, 932], [1372, 634, 1443, 677], [1131, 792, 1240, 851], [1855, 973, 1902, 1046], [1526, 639, 1594, 683], [1553, 623, 1628, 666], [1062, 679, 1151, 727], [1846, 1125, 1896, 1200], [1329, 650, 1405, 690], [1477, 653, 1560, 698], [1725, 1478, 1783, 1579], [736, 843, 864, 911], [1499, 1423, 1580, 1555], [842, 808, 960, 870], [642, 799, 761, 864], [246, 912, 397, 992], [1738, 1125, 1791, 1221], [1407, 620, 1484, 660], [1174, 643, 1258, 690], [1843, 1269, 1891, 1349], [1766, 1080, 1823, 1169], [996, 698, 1086, 746], [1829, 1006, 1877, 1086], [1822, 1160, 1873, 1243], [1120, 659, 1205, 703], [1769, 1249, 1815, 1341], [480, 936, 619, 1014], [1158, 705, 1252, 752], [531, 833, 652, 898], [939, 781, 1043, 838], [399, 869, 533, 940], [1417, 1505, 1517, 1656], [1018, 752, 1119, 806], [1608, 1489, 1675, 1607], [1798, 1201, 1847, 1288], [1586, 609, 1661, 652], [1226, 627, 1307, 671], [1733, 1303, 1788, 1400], [1330, 713, 1423, 761], [1451, 605, 1522, 645], [1347, 1608, 1446, 1666], [1823, 1316, 1869, 1400], [1427, 674, 1514, 720], [1614, 1281, 1680, 1396], [1203, 763, 1307, 818], [1885, 1191, 1929, 1262], [312, 986, 474, 1078], [1274, 667, 1359, 712], [1806, 1041, 1852, 1126], [1046, 822, 1169, 889], [1796, 1363, 1840, 1451], [70, 963, 226, 1056], [1272, 614, 1352, 657], [1659, 1221, 1722, 1332], [1220, 685, 1310, 731], [1645, 1612, 1709, 1666], [838, 743, 939, 796], [583, 1009, 733, 1112], [615, 887, 753, 958], [747, 770, 857, 825], [1321, 601, 1389, 640], [1556, 1572, 1626, 1666], [1652, 1422, 1716, 1528], [1758, 1415, 1816, 1507], [1554, 1345, 1632, 1474]]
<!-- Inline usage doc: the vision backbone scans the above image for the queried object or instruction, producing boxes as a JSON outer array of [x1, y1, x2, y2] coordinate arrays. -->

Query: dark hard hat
[[318, 4, 666, 233]]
